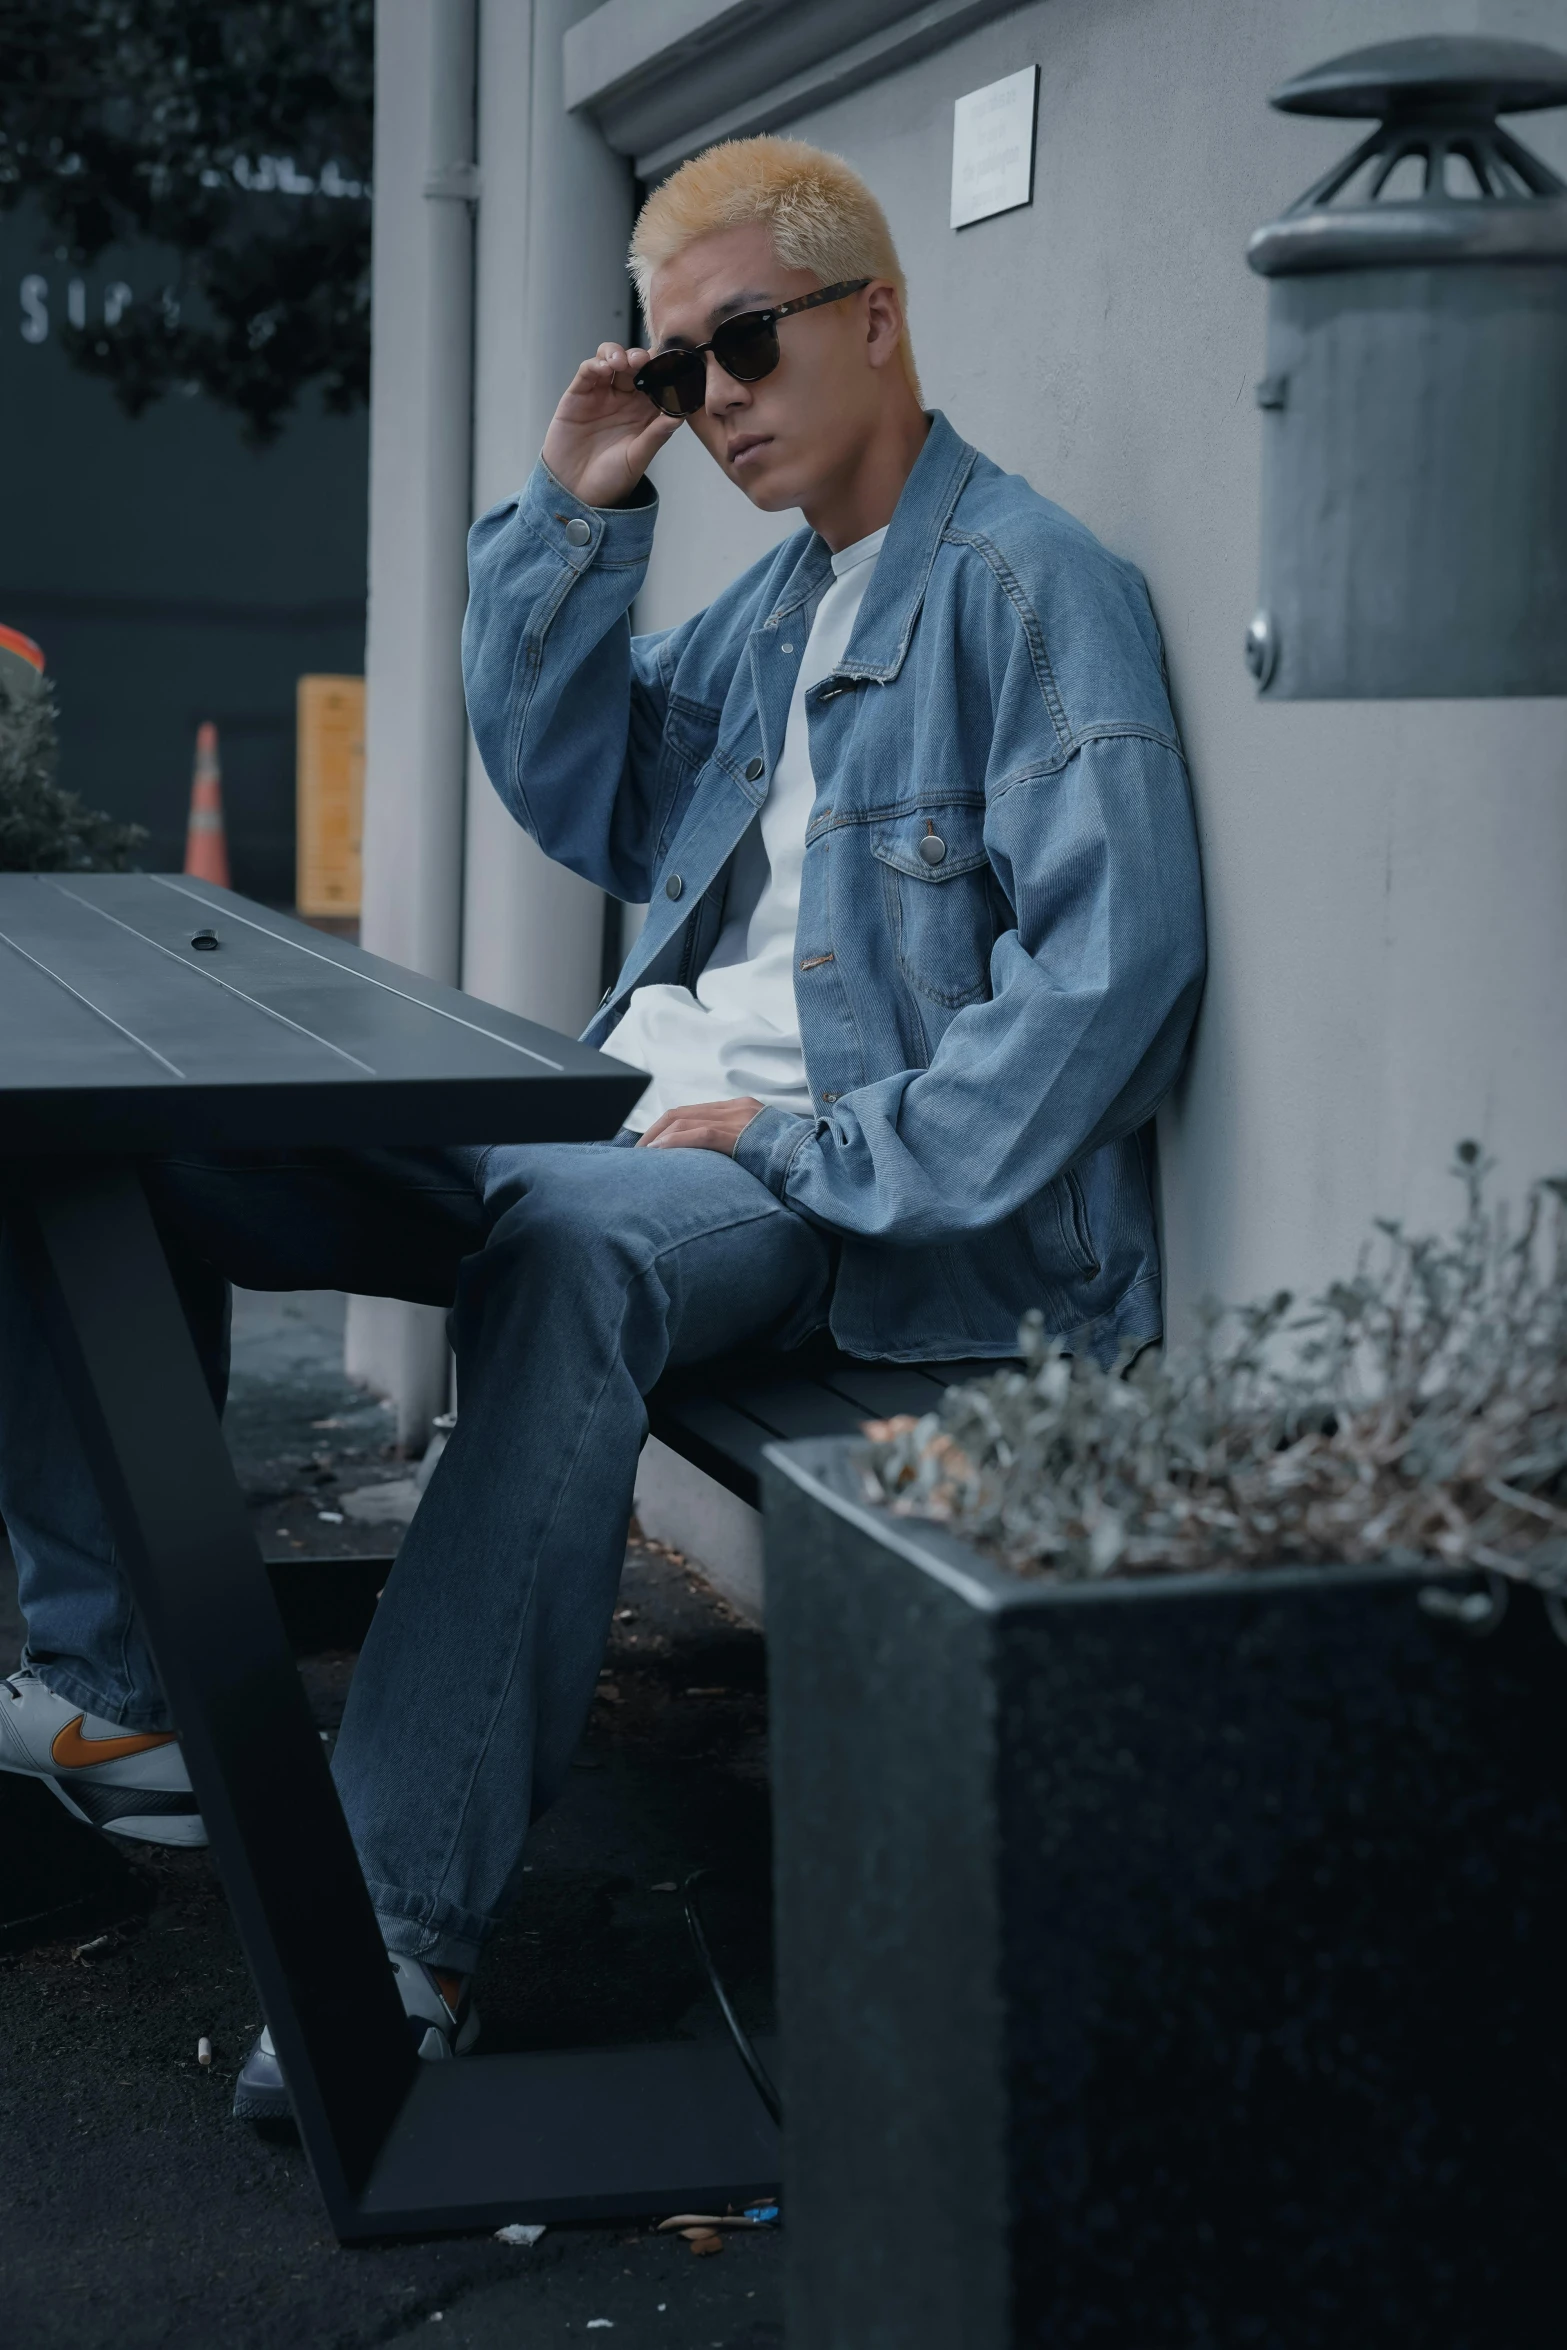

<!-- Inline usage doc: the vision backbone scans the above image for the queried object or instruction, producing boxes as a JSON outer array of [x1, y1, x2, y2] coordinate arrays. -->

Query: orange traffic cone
[[183, 721, 231, 887]]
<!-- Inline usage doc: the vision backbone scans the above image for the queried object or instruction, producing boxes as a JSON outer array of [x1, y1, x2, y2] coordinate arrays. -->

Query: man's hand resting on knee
[[637, 1099, 765, 1155]]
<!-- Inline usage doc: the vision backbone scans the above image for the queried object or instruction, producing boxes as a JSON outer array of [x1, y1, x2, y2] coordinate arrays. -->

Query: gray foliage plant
[[864, 1145, 1567, 1601]]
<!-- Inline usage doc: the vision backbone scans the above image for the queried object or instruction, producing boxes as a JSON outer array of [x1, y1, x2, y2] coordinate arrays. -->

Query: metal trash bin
[[1246, 35, 1567, 699]]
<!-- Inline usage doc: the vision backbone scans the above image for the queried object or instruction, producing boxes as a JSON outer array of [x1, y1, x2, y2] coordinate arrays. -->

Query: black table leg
[[7, 1157, 416, 2225], [7, 1158, 779, 2239]]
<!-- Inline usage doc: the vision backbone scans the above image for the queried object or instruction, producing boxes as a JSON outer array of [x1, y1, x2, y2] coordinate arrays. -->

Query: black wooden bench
[[644, 1333, 1005, 1510], [272, 1338, 1002, 1653]]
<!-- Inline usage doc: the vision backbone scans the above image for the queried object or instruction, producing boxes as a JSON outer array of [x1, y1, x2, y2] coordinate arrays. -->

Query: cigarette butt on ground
[[197, 2038, 212, 2067]]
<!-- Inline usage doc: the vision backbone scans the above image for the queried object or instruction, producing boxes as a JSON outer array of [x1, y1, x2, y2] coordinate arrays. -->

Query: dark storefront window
[[4, 214, 367, 902]]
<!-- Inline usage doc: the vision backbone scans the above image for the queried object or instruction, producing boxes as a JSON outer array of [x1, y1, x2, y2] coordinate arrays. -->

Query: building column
[[349, 0, 479, 1443], [459, 0, 635, 1026], [351, 0, 632, 1440]]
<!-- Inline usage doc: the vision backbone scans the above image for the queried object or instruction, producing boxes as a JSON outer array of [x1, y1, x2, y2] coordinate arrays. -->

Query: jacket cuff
[[519, 458, 659, 571], [732, 1104, 816, 1199]]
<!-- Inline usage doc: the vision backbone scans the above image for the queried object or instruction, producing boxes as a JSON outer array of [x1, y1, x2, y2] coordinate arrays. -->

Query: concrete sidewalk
[[1, 1291, 783, 2349]]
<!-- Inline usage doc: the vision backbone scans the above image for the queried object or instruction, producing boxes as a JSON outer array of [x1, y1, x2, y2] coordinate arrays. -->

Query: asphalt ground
[[2, 1291, 783, 2349]]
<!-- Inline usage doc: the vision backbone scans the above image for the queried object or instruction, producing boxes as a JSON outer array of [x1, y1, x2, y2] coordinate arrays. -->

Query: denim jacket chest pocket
[[652, 694, 722, 864], [870, 803, 998, 1009]]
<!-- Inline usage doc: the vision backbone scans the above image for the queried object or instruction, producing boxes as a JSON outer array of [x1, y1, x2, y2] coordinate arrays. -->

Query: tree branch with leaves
[[0, 0, 373, 444]]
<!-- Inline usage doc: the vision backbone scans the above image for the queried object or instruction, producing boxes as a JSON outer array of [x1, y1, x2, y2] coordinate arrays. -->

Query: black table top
[[0, 873, 645, 1155]]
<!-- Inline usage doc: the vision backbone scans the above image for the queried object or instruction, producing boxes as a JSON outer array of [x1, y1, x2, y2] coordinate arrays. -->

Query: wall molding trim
[[564, 0, 1030, 179]]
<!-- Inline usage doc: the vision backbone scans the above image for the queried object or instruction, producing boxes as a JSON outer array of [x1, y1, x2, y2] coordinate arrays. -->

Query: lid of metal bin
[[1250, 35, 1567, 278], [1270, 36, 1567, 121]]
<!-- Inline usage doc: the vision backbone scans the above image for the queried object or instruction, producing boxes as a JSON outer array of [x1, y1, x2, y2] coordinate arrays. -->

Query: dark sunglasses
[[633, 279, 872, 417]]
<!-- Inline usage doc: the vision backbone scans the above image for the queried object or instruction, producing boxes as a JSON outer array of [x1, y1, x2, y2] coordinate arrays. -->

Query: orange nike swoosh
[[51, 1716, 177, 1769]]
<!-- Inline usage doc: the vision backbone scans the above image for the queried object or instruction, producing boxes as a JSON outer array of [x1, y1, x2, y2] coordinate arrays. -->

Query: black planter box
[[762, 1442, 1567, 2350]]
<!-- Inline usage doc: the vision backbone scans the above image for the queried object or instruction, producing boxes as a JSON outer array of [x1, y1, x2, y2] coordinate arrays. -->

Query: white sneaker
[[0, 1665, 207, 1847], [232, 1952, 480, 2121]]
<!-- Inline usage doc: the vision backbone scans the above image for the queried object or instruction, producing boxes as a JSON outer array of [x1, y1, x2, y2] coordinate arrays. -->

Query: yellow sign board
[[296, 675, 365, 917]]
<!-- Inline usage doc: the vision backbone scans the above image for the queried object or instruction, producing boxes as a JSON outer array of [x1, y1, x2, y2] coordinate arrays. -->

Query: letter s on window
[[20, 275, 47, 344]]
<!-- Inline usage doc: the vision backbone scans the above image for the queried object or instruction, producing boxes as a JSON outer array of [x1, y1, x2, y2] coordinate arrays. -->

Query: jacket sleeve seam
[[503, 561, 579, 829], [986, 724, 1187, 802], [949, 529, 1076, 759]]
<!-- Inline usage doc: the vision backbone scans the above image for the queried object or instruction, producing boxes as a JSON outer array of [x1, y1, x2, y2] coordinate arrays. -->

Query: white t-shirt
[[606, 524, 887, 1132]]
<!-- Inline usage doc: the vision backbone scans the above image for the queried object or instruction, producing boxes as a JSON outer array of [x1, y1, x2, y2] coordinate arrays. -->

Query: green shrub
[[0, 678, 147, 872], [864, 1144, 1567, 1598]]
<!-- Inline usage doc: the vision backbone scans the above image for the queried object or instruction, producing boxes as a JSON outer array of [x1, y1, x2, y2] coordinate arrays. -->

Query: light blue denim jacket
[[463, 413, 1205, 1364]]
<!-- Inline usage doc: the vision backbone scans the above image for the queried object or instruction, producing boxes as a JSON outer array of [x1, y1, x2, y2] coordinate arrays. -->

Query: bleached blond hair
[[630, 136, 920, 398]]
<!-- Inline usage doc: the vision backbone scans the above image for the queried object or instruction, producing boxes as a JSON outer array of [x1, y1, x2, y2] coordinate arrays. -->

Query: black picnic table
[[0, 871, 780, 2240]]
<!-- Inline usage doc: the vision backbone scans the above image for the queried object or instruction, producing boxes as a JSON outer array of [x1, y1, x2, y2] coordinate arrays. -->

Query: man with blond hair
[[0, 137, 1204, 2116]]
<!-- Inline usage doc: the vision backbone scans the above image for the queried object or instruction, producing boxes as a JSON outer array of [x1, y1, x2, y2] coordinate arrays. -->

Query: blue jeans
[[0, 1139, 833, 1970]]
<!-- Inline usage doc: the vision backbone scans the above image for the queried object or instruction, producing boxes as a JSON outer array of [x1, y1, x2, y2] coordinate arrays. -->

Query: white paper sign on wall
[[950, 65, 1039, 231]]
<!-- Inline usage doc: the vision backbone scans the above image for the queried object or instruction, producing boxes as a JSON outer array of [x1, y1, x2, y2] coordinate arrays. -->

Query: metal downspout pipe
[[349, 0, 479, 1444]]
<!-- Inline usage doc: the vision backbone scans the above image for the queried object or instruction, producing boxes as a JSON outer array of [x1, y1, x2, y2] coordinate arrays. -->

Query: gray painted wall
[[627, 0, 1567, 1332]]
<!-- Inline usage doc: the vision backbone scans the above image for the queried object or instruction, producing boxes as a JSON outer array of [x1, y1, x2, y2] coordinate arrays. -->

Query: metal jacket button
[[918, 831, 947, 866], [665, 873, 683, 900], [744, 756, 765, 781], [564, 517, 591, 547]]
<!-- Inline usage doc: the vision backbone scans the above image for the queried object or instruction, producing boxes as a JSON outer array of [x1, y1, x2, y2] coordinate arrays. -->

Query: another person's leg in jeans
[[0, 1146, 484, 1732]]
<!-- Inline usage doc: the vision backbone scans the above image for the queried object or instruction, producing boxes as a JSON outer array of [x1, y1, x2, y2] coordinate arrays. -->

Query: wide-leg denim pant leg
[[0, 1146, 485, 1731], [0, 1137, 832, 1973], [335, 1139, 833, 1973]]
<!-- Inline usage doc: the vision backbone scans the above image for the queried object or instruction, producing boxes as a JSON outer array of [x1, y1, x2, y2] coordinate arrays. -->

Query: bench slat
[[722, 1375, 872, 1444], [645, 1391, 777, 1504], [644, 1350, 1017, 1512], [901, 1359, 1013, 1388], [813, 1363, 951, 1419]]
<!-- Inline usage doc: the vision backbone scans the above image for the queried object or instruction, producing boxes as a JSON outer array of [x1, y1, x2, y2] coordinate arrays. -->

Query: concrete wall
[[362, 0, 1566, 1454], [628, 0, 1567, 1328]]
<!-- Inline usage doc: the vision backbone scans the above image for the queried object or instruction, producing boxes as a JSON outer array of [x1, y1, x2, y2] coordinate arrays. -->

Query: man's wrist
[[731, 1103, 815, 1199], [523, 460, 659, 564], [727, 1103, 767, 1157], [538, 456, 656, 513]]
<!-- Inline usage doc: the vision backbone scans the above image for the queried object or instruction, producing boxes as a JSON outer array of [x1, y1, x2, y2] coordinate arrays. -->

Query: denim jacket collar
[[751, 411, 977, 684]]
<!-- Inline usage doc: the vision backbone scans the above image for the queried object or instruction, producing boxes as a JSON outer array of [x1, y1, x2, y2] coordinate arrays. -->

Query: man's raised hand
[[541, 343, 683, 510]]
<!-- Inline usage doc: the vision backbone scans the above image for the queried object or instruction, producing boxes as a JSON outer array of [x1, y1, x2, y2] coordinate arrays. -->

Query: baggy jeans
[[0, 1139, 834, 1970]]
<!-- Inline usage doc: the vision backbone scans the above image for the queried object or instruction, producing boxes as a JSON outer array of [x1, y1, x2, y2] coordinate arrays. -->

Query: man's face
[[645, 221, 899, 513]]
